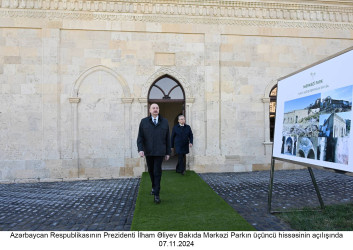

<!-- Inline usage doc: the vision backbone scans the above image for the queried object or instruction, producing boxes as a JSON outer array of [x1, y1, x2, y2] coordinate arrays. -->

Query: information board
[[273, 47, 353, 172]]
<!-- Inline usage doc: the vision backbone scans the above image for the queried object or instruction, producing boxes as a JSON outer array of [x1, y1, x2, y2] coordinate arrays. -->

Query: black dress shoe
[[181, 171, 185, 175], [150, 189, 155, 195], [154, 195, 161, 204]]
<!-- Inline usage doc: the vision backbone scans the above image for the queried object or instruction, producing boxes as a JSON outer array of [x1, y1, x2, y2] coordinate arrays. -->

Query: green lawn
[[131, 171, 255, 231], [277, 203, 353, 231]]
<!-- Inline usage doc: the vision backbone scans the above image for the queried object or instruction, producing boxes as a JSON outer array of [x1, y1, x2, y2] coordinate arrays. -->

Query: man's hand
[[165, 155, 170, 161], [139, 151, 145, 157], [189, 143, 193, 148]]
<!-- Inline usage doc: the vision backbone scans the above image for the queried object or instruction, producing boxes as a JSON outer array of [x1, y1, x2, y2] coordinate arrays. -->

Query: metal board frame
[[268, 157, 325, 214], [266, 46, 353, 213], [272, 46, 353, 172]]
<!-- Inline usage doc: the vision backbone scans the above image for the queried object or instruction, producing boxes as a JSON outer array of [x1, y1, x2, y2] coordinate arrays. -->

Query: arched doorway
[[148, 75, 185, 170], [269, 85, 277, 142], [285, 137, 293, 155], [298, 150, 305, 158], [307, 149, 315, 159]]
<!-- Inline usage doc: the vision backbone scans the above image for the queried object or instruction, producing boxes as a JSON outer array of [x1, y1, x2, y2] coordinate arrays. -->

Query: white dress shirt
[[152, 116, 159, 124]]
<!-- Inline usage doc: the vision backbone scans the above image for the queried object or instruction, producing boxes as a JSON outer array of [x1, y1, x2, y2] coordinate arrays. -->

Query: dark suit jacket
[[171, 124, 193, 154], [137, 115, 171, 156]]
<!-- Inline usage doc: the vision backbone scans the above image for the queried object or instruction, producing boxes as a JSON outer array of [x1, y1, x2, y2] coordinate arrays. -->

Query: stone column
[[138, 98, 148, 171], [185, 98, 195, 128], [262, 97, 270, 142], [40, 28, 63, 181], [205, 32, 221, 155], [262, 97, 273, 156], [138, 98, 148, 115], [42, 28, 60, 160], [69, 97, 80, 177], [122, 98, 133, 158], [186, 98, 195, 170]]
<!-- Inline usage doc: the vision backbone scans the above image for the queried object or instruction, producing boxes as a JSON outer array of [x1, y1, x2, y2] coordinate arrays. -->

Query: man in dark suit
[[137, 103, 171, 204], [171, 115, 193, 175]]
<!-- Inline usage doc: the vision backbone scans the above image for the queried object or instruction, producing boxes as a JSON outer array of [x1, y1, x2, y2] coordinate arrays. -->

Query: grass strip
[[277, 203, 353, 231], [131, 170, 255, 231]]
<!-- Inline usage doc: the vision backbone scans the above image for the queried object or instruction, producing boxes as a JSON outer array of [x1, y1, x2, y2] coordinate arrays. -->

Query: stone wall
[[1, 0, 353, 182]]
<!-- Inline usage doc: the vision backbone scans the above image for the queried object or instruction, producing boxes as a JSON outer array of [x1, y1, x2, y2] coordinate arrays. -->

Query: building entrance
[[148, 75, 185, 170], [154, 101, 184, 169]]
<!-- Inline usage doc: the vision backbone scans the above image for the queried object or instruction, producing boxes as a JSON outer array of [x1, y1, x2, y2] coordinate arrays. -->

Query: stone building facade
[[1, 0, 353, 182], [283, 109, 309, 124], [321, 113, 348, 138]]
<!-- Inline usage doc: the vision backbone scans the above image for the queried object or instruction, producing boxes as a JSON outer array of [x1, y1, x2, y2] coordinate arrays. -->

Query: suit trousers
[[176, 154, 186, 173], [146, 156, 164, 196]]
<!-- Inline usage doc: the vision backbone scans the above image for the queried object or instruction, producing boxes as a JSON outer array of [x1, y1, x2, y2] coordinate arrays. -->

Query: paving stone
[[200, 169, 353, 231], [1, 169, 352, 231], [0, 178, 139, 231]]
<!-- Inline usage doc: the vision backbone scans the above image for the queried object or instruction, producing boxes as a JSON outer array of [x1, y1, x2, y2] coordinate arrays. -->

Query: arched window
[[269, 85, 277, 142], [148, 76, 184, 101], [298, 150, 305, 158], [307, 149, 315, 159], [147, 75, 185, 127]]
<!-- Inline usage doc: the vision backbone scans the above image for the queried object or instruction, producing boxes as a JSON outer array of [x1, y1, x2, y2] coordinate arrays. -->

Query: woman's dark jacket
[[137, 115, 171, 156], [171, 124, 193, 154]]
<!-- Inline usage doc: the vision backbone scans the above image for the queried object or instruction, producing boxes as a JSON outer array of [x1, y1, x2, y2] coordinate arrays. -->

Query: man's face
[[149, 104, 159, 117], [178, 116, 185, 125]]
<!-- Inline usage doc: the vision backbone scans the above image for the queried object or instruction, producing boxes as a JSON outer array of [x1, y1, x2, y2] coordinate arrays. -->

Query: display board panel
[[273, 47, 353, 172]]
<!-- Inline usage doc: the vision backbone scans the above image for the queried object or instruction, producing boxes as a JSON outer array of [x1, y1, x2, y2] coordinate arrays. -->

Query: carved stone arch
[[264, 79, 277, 98], [262, 79, 278, 148], [69, 65, 133, 177], [71, 65, 131, 98], [142, 67, 192, 98]]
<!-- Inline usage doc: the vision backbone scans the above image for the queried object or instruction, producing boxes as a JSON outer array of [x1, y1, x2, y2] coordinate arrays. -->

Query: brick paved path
[[0, 178, 139, 231], [200, 169, 353, 231], [0, 169, 352, 231]]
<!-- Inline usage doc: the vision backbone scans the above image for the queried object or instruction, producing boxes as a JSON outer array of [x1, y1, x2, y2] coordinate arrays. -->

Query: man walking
[[171, 115, 193, 175], [137, 103, 171, 204]]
